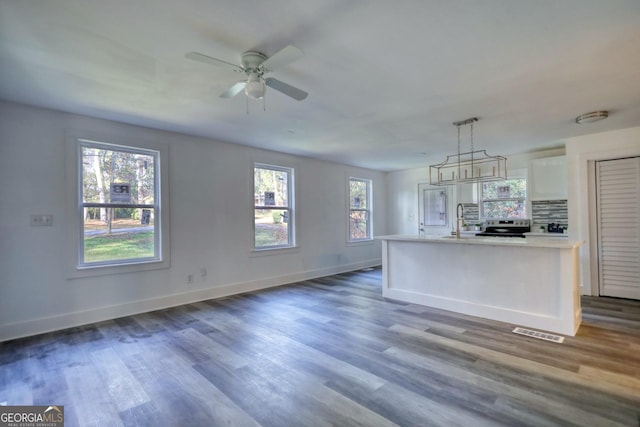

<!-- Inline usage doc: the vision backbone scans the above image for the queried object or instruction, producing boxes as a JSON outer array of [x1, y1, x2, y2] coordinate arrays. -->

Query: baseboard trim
[[0, 259, 381, 342], [383, 288, 579, 336]]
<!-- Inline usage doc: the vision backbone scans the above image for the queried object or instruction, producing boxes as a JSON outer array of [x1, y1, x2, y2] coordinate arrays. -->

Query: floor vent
[[512, 327, 565, 343]]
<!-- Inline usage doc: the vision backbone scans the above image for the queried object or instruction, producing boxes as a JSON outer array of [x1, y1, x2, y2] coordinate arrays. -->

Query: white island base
[[378, 235, 584, 336]]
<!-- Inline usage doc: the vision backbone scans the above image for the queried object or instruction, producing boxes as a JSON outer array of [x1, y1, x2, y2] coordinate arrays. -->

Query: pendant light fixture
[[429, 117, 507, 186]]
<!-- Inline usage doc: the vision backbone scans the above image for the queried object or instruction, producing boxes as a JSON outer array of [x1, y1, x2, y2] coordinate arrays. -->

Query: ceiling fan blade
[[264, 77, 308, 101], [185, 51, 243, 73], [262, 45, 304, 71], [220, 81, 247, 98]]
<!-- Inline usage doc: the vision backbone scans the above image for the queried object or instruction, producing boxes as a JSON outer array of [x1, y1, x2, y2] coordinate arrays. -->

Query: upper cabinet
[[457, 182, 478, 203], [529, 156, 567, 201]]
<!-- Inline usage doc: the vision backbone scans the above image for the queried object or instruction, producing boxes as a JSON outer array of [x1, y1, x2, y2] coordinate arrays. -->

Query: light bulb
[[244, 75, 265, 99]]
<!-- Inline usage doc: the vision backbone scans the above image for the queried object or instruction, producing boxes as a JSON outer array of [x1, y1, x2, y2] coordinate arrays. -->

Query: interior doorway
[[594, 156, 640, 299]]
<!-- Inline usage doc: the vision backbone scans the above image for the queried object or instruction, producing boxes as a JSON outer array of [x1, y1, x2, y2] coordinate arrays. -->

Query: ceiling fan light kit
[[575, 110, 608, 124], [429, 117, 508, 186], [244, 74, 265, 99], [185, 45, 308, 103]]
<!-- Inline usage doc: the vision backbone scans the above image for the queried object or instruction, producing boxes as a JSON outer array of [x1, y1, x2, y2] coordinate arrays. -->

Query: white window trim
[[65, 133, 170, 278], [480, 168, 527, 220], [252, 162, 296, 252], [348, 177, 373, 242]]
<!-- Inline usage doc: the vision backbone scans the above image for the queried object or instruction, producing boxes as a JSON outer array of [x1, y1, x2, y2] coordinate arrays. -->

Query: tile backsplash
[[462, 201, 568, 231], [531, 200, 568, 231], [462, 203, 479, 222]]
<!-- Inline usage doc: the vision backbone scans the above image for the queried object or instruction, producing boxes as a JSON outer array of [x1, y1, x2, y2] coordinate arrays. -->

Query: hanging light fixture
[[429, 117, 507, 186]]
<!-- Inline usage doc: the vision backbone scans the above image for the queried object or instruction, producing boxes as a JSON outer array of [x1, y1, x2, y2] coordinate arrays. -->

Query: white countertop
[[375, 234, 584, 249], [524, 231, 568, 238]]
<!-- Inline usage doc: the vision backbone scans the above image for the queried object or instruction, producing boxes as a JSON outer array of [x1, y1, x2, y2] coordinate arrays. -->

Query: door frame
[[418, 182, 451, 237], [571, 131, 640, 297], [587, 155, 640, 296], [587, 160, 600, 295]]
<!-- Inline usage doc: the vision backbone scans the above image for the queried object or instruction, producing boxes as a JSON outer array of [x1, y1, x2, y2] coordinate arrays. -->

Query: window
[[78, 140, 162, 267], [349, 177, 372, 241], [481, 178, 527, 219], [254, 164, 294, 249]]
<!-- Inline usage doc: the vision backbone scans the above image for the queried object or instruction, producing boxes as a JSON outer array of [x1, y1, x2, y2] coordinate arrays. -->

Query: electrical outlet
[[30, 214, 53, 226], [187, 274, 194, 284], [200, 268, 207, 278]]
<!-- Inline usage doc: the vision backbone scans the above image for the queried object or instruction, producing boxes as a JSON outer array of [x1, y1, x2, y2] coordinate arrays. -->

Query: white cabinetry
[[378, 235, 583, 335], [530, 156, 567, 201], [457, 182, 477, 203]]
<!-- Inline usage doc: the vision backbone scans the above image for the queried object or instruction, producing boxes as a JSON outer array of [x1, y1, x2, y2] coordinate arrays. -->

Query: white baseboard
[[383, 288, 579, 336], [0, 259, 381, 342]]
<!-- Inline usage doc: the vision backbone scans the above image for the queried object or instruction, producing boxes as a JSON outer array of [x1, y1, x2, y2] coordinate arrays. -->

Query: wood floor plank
[[167, 327, 248, 369], [194, 361, 309, 427], [123, 339, 262, 427], [194, 311, 389, 392], [2, 267, 639, 426], [89, 347, 151, 412], [578, 365, 640, 395], [267, 319, 506, 417], [388, 322, 640, 404], [326, 374, 507, 427], [64, 363, 125, 427], [118, 401, 166, 427]]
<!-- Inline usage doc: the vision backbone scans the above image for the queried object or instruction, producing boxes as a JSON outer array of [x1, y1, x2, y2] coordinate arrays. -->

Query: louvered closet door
[[596, 157, 640, 299]]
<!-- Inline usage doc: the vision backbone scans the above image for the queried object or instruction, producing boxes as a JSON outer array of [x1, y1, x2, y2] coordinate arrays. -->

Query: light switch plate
[[30, 214, 53, 226]]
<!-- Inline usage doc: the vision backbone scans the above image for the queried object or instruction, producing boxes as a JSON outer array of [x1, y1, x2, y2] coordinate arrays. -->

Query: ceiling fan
[[185, 45, 308, 101]]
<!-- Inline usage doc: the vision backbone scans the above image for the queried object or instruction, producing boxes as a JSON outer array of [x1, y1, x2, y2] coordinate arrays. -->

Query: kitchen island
[[377, 235, 584, 336]]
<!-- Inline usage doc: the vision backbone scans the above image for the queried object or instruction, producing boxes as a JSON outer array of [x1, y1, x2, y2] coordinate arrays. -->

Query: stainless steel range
[[476, 219, 531, 238]]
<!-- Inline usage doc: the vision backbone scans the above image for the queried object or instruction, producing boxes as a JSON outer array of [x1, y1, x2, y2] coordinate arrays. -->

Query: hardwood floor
[[1, 267, 639, 426]]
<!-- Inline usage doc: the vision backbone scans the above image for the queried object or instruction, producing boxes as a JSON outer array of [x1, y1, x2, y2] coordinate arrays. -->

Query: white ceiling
[[1, 1, 639, 171]]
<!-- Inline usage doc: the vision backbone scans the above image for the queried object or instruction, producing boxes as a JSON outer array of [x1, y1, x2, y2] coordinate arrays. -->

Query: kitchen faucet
[[456, 203, 464, 240]]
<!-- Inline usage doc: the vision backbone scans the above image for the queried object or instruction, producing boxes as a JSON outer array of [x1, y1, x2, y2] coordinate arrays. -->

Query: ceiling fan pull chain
[[263, 93, 266, 112], [246, 95, 250, 115]]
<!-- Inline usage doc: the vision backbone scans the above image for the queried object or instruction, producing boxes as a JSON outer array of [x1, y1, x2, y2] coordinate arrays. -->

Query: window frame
[[348, 177, 373, 242], [480, 174, 528, 220], [65, 135, 170, 278], [253, 163, 295, 251]]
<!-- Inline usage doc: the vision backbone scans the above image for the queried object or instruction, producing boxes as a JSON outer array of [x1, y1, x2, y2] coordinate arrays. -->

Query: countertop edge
[[375, 234, 584, 249]]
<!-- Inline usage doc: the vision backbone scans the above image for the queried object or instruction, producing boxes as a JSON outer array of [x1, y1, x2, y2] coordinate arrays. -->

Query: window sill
[[347, 239, 375, 246], [67, 258, 170, 280], [250, 245, 300, 257]]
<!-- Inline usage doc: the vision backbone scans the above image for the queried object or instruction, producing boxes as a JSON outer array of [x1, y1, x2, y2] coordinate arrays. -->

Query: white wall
[[565, 126, 640, 296], [386, 167, 430, 235], [0, 101, 386, 340]]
